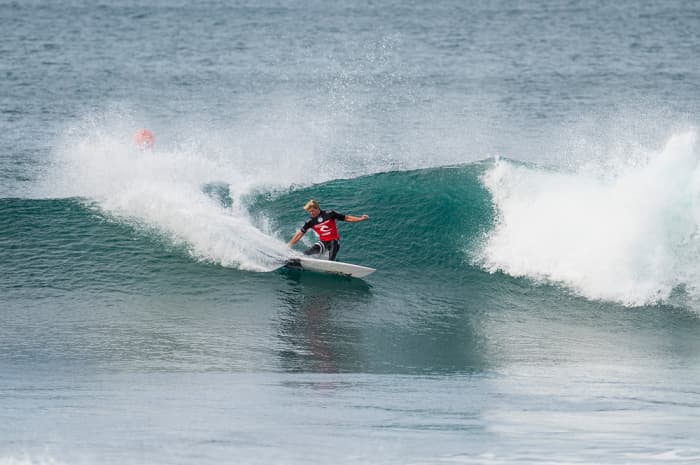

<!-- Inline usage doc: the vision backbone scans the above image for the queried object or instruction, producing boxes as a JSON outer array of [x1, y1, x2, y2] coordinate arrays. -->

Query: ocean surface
[[3, 1, 700, 464]]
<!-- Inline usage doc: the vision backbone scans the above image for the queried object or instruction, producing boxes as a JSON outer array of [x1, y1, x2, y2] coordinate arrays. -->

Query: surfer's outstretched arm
[[288, 230, 304, 247], [343, 214, 369, 223]]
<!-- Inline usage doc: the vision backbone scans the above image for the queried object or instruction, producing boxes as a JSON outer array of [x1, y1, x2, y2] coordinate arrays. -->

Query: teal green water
[[4, 165, 700, 375]]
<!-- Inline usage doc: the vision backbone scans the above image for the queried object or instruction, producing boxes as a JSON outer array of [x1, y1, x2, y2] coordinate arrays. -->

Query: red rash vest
[[300, 210, 346, 242]]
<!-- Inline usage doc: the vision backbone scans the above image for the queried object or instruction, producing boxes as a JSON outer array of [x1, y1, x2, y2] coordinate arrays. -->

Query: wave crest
[[480, 130, 700, 306]]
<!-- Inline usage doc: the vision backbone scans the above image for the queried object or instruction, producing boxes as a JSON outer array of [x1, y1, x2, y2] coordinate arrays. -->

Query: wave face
[[2, 167, 492, 287], [11, 110, 700, 309], [253, 163, 494, 272], [480, 131, 700, 307]]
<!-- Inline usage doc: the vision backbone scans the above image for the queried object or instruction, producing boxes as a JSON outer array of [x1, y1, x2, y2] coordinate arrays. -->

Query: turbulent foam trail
[[479, 130, 700, 306], [43, 114, 293, 271]]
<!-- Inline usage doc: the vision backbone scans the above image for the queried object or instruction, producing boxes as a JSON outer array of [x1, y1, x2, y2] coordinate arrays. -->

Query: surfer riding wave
[[287, 199, 369, 261]]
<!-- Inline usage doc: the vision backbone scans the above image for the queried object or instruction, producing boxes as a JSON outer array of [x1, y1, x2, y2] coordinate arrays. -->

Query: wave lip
[[479, 130, 700, 307]]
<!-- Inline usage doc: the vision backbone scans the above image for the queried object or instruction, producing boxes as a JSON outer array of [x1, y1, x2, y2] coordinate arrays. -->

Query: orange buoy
[[134, 128, 154, 148]]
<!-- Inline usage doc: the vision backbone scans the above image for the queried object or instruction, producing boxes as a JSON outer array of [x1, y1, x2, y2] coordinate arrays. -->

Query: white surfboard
[[284, 256, 375, 278]]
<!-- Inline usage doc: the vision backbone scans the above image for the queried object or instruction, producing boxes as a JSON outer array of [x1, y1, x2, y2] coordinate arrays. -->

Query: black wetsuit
[[299, 210, 346, 261]]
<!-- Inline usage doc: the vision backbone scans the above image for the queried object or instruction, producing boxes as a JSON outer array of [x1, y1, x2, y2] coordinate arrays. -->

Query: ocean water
[[3, 1, 700, 464]]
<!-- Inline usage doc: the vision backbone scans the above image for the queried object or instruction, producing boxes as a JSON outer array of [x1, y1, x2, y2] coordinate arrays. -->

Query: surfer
[[287, 200, 369, 261]]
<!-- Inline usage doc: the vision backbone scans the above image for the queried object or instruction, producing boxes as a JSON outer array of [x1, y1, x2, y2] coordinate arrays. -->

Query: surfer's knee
[[304, 242, 323, 255]]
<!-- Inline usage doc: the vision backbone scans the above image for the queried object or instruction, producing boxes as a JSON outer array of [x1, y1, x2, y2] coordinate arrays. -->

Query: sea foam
[[43, 111, 305, 271], [480, 130, 700, 307]]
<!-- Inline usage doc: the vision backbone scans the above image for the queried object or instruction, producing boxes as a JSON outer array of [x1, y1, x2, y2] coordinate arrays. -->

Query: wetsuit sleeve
[[300, 218, 314, 233], [329, 210, 346, 221]]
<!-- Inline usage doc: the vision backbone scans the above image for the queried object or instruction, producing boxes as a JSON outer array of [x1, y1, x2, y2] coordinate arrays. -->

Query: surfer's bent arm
[[288, 230, 305, 247], [343, 214, 369, 223]]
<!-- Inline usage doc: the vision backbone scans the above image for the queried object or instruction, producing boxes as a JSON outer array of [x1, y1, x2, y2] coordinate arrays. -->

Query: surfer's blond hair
[[304, 199, 320, 211]]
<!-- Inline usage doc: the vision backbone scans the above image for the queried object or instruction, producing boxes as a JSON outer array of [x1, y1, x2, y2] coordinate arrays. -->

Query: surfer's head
[[304, 199, 321, 217]]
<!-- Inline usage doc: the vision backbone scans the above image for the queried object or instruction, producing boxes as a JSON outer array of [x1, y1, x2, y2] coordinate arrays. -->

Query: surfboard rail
[[284, 257, 375, 278]]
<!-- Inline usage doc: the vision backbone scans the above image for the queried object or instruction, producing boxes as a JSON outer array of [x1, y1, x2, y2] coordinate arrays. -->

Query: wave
[[480, 130, 700, 307], [16, 108, 700, 308]]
